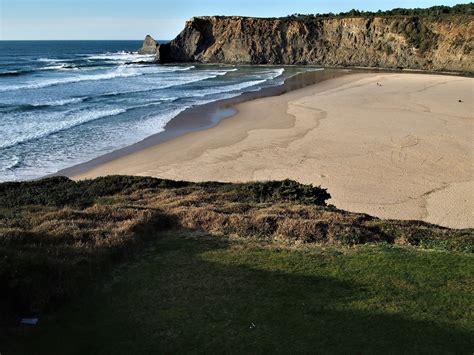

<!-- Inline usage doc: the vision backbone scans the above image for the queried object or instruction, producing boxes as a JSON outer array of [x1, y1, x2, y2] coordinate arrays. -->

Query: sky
[[0, 0, 468, 40]]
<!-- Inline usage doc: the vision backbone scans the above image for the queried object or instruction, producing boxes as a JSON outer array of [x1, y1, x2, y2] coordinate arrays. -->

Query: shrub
[[385, 45, 394, 55], [0, 176, 91, 209], [394, 17, 438, 53], [235, 179, 331, 206], [0, 176, 193, 210], [283, 3, 473, 20]]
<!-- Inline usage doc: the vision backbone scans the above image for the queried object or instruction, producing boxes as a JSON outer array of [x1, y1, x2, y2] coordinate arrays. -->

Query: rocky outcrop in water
[[145, 15, 473, 72], [138, 35, 158, 54]]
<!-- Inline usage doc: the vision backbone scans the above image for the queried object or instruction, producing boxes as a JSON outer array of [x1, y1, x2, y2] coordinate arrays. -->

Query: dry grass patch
[[1, 176, 472, 317]]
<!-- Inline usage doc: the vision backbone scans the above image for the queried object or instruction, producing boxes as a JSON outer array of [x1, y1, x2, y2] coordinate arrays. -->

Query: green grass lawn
[[5, 230, 474, 354]]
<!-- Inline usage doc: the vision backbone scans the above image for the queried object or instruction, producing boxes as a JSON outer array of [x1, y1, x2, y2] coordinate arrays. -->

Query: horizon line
[[0, 39, 171, 42]]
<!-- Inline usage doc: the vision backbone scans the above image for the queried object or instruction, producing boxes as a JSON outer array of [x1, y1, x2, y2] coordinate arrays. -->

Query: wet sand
[[59, 68, 351, 177], [72, 72, 474, 229]]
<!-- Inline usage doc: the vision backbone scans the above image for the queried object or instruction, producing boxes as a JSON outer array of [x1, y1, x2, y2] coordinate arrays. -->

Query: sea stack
[[138, 35, 158, 54]]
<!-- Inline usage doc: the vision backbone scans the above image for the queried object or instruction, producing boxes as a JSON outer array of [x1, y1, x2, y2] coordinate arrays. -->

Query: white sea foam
[[138, 107, 190, 134], [269, 68, 285, 79], [0, 70, 22, 76], [0, 155, 23, 182], [0, 65, 197, 92], [33, 97, 85, 107], [0, 108, 127, 150], [191, 79, 268, 98], [184, 68, 282, 98], [37, 58, 66, 63], [116, 97, 180, 111], [0, 155, 22, 171], [42, 64, 78, 71], [91, 68, 238, 97], [87, 51, 155, 63]]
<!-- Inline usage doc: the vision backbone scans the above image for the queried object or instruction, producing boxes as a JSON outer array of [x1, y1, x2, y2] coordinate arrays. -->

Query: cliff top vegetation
[[284, 2, 473, 20]]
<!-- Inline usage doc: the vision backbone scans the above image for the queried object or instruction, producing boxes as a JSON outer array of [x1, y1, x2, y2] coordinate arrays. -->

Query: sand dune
[[74, 73, 474, 228]]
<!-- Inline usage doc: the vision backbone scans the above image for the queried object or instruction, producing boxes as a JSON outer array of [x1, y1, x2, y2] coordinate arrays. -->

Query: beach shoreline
[[56, 67, 468, 179], [57, 67, 357, 177], [67, 70, 473, 229]]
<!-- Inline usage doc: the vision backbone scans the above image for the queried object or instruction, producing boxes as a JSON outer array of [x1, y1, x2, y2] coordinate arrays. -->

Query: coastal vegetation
[[285, 2, 473, 20], [1, 176, 473, 352], [282, 3, 473, 55]]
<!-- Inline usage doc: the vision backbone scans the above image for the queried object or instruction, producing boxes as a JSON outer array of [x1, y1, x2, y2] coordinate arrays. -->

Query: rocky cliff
[[151, 15, 473, 72]]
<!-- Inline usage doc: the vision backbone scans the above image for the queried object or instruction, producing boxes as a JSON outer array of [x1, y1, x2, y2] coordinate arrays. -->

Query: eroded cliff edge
[[152, 15, 473, 72]]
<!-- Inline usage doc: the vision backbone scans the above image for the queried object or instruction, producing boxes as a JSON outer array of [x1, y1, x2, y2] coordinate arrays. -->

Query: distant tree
[[282, 3, 473, 20]]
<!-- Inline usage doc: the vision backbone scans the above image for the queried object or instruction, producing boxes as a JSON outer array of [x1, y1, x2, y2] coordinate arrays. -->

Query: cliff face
[[154, 16, 473, 72]]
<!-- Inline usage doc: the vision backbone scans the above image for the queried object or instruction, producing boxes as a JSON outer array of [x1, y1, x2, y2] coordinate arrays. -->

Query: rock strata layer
[[144, 16, 473, 72]]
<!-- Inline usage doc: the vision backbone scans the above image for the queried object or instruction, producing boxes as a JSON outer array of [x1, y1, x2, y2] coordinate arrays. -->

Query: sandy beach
[[74, 72, 474, 229]]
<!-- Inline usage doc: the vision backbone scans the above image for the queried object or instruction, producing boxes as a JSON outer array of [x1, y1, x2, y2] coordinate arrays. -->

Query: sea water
[[0, 40, 312, 181]]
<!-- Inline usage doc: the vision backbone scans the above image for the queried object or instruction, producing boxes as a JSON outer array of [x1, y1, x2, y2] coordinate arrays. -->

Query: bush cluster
[[1, 176, 330, 210], [233, 179, 331, 205], [0, 176, 192, 209], [390, 16, 438, 53], [284, 3, 473, 20]]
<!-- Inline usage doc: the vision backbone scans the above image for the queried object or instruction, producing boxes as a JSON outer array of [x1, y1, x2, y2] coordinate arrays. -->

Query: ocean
[[0, 40, 316, 182]]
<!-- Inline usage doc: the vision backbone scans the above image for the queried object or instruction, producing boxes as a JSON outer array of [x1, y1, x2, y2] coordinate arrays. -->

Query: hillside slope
[[2, 176, 473, 352], [1, 176, 472, 314]]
